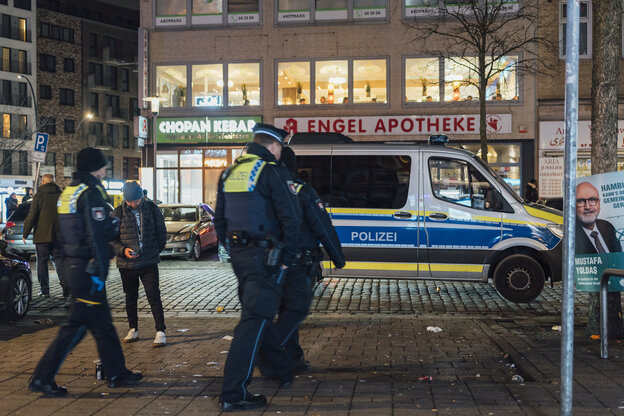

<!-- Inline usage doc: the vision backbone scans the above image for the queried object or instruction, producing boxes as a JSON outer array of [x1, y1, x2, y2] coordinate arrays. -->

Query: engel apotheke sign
[[275, 114, 511, 136], [157, 116, 261, 144]]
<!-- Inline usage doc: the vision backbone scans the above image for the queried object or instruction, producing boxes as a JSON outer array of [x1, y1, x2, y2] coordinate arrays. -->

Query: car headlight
[[547, 223, 564, 239], [173, 233, 191, 242]]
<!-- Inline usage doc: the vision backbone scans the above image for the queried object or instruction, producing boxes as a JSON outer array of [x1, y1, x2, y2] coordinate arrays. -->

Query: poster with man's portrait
[[575, 171, 624, 291]]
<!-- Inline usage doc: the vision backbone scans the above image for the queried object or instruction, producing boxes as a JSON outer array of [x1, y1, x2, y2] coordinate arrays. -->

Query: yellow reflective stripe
[[329, 208, 415, 216], [524, 205, 564, 225], [223, 159, 267, 193], [57, 184, 88, 214], [322, 261, 483, 273], [75, 297, 102, 305], [295, 183, 303, 193]]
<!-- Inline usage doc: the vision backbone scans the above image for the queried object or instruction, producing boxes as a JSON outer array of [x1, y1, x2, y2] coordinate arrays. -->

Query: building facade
[[537, 0, 624, 200], [140, 0, 538, 206], [0, 0, 36, 218], [37, 0, 141, 186]]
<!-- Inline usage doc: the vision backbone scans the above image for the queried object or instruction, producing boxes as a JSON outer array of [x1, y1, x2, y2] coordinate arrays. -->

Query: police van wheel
[[493, 254, 545, 303], [1, 271, 31, 321]]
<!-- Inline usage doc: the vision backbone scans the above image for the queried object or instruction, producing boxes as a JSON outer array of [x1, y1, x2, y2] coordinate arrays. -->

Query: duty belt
[[227, 230, 271, 248]]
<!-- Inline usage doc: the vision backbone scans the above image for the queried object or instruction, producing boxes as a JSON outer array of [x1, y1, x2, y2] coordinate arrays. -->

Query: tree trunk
[[479, 54, 488, 163], [587, 0, 623, 339]]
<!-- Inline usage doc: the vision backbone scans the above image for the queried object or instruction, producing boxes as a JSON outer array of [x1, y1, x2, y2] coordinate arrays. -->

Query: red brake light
[[5, 221, 16, 228]]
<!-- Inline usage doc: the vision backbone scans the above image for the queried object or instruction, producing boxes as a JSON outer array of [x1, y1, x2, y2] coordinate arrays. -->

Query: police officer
[[29, 147, 142, 397], [215, 124, 300, 412], [259, 147, 345, 377]]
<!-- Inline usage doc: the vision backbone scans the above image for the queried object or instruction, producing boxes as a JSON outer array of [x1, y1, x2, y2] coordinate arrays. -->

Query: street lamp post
[[143, 97, 165, 202], [77, 113, 94, 145], [17, 75, 40, 191]]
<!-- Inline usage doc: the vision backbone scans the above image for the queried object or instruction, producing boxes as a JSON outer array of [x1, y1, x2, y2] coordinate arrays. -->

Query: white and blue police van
[[290, 134, 563, 303]]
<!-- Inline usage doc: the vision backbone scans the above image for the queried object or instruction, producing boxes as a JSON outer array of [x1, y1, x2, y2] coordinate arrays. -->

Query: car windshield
[[8, 202, 30, 221], [160, 206, 197, 222]]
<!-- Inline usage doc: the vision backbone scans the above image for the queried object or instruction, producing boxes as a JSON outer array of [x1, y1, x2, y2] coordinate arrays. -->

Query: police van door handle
[[393, 211, 412, 219], [429, 212, 448, 220]]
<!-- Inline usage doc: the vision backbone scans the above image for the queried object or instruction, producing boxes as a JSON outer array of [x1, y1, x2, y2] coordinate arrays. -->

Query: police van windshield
[[473, 156, 522, 204]]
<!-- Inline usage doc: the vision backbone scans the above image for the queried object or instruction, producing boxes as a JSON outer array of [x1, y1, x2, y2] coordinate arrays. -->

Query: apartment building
[[37, 0, 141, 186], [0, 0, 36, 217], [140, 0, 538, 206]]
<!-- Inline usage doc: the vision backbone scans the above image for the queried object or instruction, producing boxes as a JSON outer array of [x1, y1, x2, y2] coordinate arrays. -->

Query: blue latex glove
[[90, 275, 105, 293]]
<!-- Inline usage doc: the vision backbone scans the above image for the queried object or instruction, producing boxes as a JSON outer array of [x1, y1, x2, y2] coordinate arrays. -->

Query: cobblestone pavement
[[1, 257, 622, 415], [29, 257, 592, 318]]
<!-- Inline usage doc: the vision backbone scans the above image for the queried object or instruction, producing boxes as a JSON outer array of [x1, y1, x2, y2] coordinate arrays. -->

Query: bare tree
[[409, 0, 554, 162], [587, 0, 623, 339], [0, 114, 56, 175]]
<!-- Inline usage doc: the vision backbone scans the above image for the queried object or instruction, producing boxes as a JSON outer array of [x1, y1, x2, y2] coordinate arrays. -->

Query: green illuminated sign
[[157, 116, 261, 144]]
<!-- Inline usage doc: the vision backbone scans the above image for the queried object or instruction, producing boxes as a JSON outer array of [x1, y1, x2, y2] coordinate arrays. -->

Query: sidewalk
[[0, 312, 623, 415]]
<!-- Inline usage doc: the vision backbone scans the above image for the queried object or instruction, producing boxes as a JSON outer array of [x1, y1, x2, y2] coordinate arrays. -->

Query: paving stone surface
[[0, 258, 621, 415]]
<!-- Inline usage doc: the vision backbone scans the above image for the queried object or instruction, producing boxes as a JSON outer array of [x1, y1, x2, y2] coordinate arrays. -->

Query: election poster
[[574, 171, 624, 291]]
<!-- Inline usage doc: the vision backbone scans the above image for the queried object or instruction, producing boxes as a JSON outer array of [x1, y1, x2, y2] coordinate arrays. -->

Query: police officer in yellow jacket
[[215, 124, 300, 412], [29, 148, 142, 397]]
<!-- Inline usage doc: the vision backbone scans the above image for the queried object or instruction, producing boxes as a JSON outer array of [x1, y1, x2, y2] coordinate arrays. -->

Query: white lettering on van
[[350, 231, 397, 242]]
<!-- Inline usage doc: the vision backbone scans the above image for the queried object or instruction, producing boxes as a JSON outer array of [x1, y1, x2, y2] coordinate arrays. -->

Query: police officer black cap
[[76, 147, 108, 173], [252, 123, 289, 145]]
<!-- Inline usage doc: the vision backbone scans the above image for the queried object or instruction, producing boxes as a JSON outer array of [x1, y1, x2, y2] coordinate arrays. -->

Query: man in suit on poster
[[575, 182, 622, 255]]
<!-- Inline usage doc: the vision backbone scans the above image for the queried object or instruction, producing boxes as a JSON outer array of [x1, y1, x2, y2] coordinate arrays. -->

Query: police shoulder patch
[[91, 207, 106, 221], [287, 180, 298, 195], [316, 199, 326, 210]]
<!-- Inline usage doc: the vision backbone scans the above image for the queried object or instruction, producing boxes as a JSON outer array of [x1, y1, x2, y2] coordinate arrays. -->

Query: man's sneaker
[[220, 394, 267, 412], [108, 370, 143, 388], [28, 379, 68, 397], [37, 291, 50, 298], [123, 328, 139, 343], [153, 331, 166, 347]]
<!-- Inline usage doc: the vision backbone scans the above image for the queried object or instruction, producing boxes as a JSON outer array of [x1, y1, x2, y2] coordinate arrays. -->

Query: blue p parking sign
[[32, 132, 49, 163]]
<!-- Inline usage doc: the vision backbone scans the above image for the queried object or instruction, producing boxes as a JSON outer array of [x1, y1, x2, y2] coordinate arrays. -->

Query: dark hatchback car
[[3, 202, 35, 256], [0, 240, 32, 320]]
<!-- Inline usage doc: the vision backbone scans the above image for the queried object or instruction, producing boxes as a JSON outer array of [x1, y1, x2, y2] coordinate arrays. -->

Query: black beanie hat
[[281, 147, 297, 175], [76, 147, 108, 173]]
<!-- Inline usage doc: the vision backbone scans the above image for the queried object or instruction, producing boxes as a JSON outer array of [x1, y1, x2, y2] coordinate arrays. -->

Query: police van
[[290, 135, 563, 303]]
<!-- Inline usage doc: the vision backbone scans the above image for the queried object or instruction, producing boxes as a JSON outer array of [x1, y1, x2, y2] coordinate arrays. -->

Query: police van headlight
[[547, 223, 564, 238], [173, 233, 191, 242]]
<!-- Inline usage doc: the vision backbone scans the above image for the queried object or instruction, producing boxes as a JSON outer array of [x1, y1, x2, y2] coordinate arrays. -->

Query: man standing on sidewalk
[[215, 123, 300, 412], [111, 181, 167, 347], [22, 174, 67, 298], [29, 147, 142, 397]]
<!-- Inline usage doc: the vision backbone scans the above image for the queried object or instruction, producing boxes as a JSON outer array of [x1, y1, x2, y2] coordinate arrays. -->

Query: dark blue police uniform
[[259, 147, 345, 376], [215, 125, 300, 411]]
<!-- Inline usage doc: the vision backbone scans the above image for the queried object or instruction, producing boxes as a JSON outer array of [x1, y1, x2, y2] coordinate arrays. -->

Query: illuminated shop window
[[192, 64, 224, 107], [228, 62, 260, 106], [278, 62, 310, 105], [405, 57, 439, 102], [486, 56, 518, 101], [315, 60, 348, 105], [353, 59, 386, 104], [443, 57, 479, 102], [156, 65, 187, 108]]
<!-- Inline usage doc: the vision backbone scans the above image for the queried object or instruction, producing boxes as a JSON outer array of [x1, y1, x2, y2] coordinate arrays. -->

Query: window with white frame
[[156, 0, 261, 26], [277, 0, 387, 23], [404, 55, 519, 103], [560, 1, 591, 59], [277, 58, 388, 106]]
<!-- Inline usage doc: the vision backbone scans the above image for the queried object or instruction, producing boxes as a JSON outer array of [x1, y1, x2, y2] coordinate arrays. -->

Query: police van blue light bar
[[428, 135, 449, 145]]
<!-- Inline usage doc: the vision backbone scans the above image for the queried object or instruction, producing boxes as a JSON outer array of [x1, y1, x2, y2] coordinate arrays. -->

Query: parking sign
[[32, 132, 48, 163]]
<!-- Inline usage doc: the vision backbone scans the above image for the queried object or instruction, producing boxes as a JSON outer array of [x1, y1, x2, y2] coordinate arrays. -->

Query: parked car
[[0, 240, 32, 320], [159, 204, 218, 261], [3, 202, 35, 257]]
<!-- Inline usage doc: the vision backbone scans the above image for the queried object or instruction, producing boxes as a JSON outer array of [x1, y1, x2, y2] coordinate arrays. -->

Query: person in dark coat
[[5, 192, 17, 220], [258, 147, 345, 377], [524, 179, 538, 203], [22, 174, 67, 297], [111, 181, 167, 346], [29, 147, 142, 398], [22, 187, 34, 203]]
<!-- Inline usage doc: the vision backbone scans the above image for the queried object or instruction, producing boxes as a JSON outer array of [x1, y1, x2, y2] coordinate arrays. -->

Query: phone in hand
[[129, 249, 139, 258]]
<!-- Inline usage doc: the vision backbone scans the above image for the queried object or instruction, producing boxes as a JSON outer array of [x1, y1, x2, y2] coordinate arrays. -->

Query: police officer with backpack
[[29, 147, 142, 397], [259, 147, 345, 378], [215, 124, 300, 412]]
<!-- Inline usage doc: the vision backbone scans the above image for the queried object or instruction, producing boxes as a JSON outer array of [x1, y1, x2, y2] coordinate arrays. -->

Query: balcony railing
[[0, 94, 31, 107], [87, 74, 111, 91], [105, 106, 128, 123]]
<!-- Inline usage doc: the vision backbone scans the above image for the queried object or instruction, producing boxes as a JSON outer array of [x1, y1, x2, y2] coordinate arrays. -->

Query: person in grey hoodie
[[111, 181, 167, 346], [23, 174, 67, 297]]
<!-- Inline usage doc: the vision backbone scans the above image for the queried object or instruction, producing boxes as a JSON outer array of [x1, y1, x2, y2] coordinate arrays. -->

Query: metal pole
[[561, 0, 580, 414], [19, 76, 39, 192], [153, 114, 157, 202]]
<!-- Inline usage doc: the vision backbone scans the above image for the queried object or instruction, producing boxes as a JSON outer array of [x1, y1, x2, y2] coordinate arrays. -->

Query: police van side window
[[331, 155, 410, 209], [296, 155, 332, 202], [429, 157, 512, 213]]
